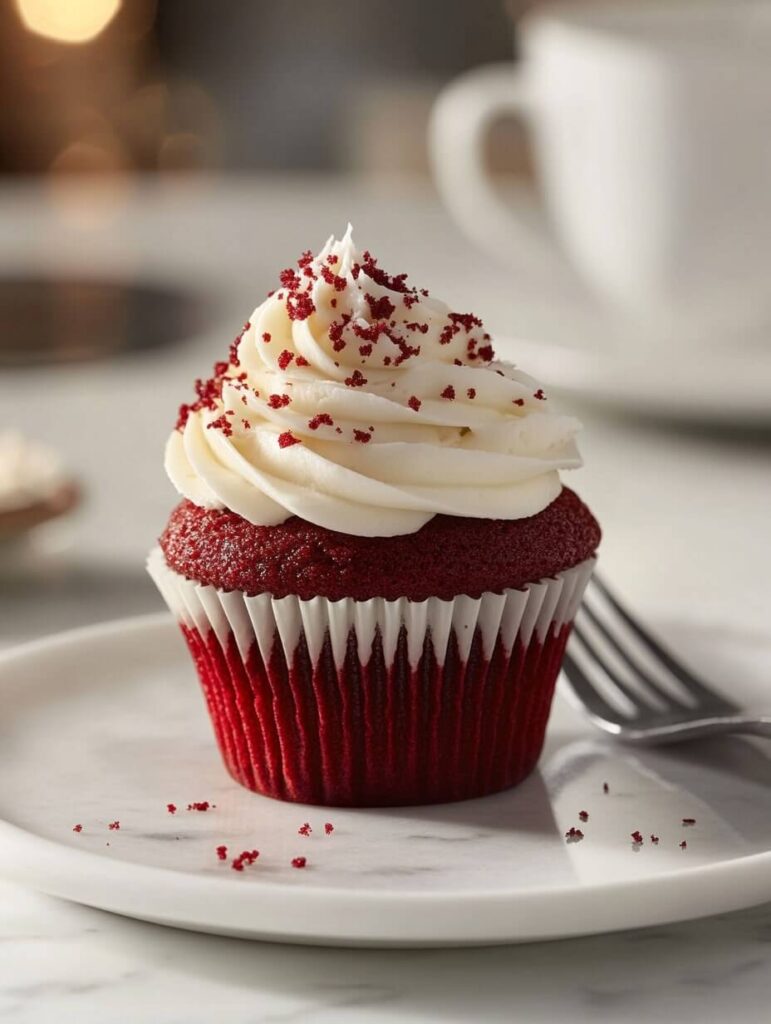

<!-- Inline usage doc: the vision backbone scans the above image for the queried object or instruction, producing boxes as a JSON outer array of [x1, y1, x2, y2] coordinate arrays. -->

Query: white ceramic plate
[[0, 614, 769, 947]]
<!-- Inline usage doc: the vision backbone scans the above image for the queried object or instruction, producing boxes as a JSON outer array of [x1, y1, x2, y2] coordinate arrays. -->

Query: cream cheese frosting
[[166, 226, 582, 537]]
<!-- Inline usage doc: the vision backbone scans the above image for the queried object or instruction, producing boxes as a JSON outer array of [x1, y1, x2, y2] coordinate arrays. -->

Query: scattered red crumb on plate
[[578, 810, 589, 822], [650, 834, 660, 844], [298, 822, 312, 836], [680, 841, 687, 849], [565, 826, 584, 843], [187, 801, 211, 812], [167, 803, 177, 815], [324, 823, 334, 835], [72, 824, 83, 833], [108, 821, 120, 831], [231, 849, 259, 871], [630, 830, 644, 845], [291, 856, 307, 869], [682, 818, 696, 826], [216, 845, 228, 861], [603, 782, 609, 794]]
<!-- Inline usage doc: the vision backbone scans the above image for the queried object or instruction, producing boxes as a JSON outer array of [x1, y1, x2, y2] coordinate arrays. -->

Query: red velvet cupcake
[[148, 227, 600, 807]]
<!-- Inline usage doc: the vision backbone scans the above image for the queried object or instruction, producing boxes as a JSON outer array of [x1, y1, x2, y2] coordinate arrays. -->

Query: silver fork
[[561, 574, 771, 744]]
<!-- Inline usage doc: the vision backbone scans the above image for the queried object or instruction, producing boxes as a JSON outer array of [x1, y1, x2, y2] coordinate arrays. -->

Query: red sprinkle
[[578, 810, 589, 822], [167, 804, 177, 815], [216, 845, 228, 861], [262, 332, 271, 343], [631, 830, 644, 845], [407, 395, 422, 412], [187, 802, 210, 812], [277, 349, 294, 370], [565, 826, 584, 843], [295, 355, 310, 367], [365, 293, 396, 320], [108, 821, 120, 831], [287, 291, 316, 322], [353, 429, 371, 444], [72, 824, 83, 833], [441, 385, 456, 400], [308, 413, 334, 430], [682, 818, 696, 826], [324, 823, 334, 835], [298, 822, 312, 836], [278, 431, 301, 449], [231, 849, 260, 871], [291, 856, 307, 869], [267, 393, 292, 410], [206, 414, 233, 437], [344, 369, 368, 388]]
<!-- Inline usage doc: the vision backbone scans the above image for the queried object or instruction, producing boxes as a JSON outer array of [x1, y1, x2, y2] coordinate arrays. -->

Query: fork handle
[[734, 716, 771, 738]]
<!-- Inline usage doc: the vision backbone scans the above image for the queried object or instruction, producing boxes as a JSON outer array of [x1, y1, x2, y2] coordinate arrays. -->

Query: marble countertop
[[2, 881, 770, 1023], [1, 176, 770, 1022]]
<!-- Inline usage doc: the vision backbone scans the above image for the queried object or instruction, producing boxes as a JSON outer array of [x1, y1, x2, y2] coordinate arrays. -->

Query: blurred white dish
[[0, 615, 769, 947], [495, 332, 771, 426]]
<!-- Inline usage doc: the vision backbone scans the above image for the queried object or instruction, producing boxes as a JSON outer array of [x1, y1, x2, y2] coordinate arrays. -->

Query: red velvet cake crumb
[[167, 803, 177, 815], [578, 810, 589, 822], [277, 431, 301, 449], [650, 834, 660, 844], [680, 841, 687, 849], [682, 817, 696, 826], [108, 821, 120, 830], [565, 826, 584, 843], [159, 487, 600, 602], [324, 823, 334, 835], [216, 845, 228, 860], [631, 830, 644, 845], [603, 782, 609, 794], [187, 801, 211, 811], [298, 822, 312, 836], [72, 824, 83, 833], [291, 856, 307, 869], [231, 849, 260, 871]]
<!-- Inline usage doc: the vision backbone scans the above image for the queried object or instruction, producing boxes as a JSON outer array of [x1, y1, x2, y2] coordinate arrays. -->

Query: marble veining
[[1, 882, 770, 1023]]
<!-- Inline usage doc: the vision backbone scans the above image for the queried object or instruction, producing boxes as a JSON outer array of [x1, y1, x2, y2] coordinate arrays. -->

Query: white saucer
[[0, 614, 769, 947], [494, 332, 771, 427]]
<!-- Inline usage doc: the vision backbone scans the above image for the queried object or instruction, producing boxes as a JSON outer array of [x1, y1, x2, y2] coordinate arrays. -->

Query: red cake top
[[159, 487, 600, 601]]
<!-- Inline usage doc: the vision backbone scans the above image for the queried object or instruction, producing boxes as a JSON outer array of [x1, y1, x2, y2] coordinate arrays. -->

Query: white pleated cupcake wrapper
[[147, 547, 596, 670]]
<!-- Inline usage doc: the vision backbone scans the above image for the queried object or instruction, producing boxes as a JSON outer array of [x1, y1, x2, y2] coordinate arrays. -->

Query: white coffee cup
[[430, 0, 771, 339]]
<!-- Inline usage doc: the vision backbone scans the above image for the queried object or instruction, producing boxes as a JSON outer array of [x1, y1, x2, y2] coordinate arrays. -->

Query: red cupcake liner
[[148, 549, 594, 807]]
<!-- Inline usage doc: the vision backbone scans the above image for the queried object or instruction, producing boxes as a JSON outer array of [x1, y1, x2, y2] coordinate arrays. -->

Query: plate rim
[[1, 613, 769, 945]]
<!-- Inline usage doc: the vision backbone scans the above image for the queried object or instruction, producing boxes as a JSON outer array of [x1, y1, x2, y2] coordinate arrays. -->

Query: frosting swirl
[[166, 227, 582, 537]]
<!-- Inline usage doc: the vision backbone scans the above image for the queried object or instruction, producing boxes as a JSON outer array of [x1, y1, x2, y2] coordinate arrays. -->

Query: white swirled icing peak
[[166, 227, 582, 536]]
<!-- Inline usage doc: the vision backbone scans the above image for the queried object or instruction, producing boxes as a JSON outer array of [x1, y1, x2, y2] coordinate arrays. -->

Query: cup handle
[[429, 64, 552, 270]]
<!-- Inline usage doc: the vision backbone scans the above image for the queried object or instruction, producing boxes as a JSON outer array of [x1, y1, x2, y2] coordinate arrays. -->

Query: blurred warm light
[[14, 0, 121, 44]]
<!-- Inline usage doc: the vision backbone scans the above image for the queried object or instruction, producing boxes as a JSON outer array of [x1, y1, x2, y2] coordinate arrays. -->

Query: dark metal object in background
[[0, 277, 209, 367]]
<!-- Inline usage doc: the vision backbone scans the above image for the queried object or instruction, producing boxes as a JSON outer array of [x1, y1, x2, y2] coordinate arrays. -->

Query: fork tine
[[590, 574, 724, 703], [578, 600, 689, 709], [561, 651, 627, 725], [571, 623, 653, 711]]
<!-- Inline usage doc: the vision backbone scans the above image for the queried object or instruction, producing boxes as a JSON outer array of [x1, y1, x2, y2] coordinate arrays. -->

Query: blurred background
[[0, 0, 531, 178], [1, 0, 770, 646]]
